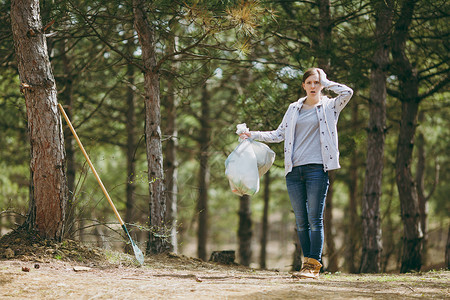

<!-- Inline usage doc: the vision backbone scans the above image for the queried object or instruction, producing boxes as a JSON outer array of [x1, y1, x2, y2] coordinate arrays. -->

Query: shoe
[[296, 258, 322, 279]]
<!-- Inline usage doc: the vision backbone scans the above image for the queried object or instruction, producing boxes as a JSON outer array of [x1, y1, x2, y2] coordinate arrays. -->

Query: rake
[[58, 103, 145, 265]]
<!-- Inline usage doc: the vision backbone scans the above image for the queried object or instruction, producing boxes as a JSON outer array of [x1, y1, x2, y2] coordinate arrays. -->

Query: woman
[[240, 68, 353, 278]]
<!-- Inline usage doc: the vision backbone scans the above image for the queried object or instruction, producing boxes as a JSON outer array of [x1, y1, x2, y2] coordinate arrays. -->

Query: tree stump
[[209, 250, 236, 265]]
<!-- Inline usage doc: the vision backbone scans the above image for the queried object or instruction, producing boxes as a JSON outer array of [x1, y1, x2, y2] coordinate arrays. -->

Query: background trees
[[389, 0, 448, 272], [1, 0, 449, 272]]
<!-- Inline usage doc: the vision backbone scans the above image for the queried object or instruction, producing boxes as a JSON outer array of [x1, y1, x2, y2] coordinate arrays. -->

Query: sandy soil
[[0, 229, 448, 299], [1, 255, 449, 300]]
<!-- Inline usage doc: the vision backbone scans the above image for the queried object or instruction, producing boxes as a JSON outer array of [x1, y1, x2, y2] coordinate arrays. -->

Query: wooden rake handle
[[58, 103, 125, 226]]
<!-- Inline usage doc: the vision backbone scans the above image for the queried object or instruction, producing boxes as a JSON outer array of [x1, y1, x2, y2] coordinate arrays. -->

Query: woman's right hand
[[239, 132, 251, 140], [236, 123, 251, 140]]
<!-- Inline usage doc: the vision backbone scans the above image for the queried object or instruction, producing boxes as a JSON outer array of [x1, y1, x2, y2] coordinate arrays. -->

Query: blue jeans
[[286, 164, 329, 261]]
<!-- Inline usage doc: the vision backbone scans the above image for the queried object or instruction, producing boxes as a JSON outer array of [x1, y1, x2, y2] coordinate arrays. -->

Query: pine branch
[[67, 0, 144, 72], [418, 75, 449, 101], [425, 162, 440, 202]]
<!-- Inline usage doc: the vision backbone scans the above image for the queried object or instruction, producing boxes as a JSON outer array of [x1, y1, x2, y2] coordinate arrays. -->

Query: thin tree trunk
[[317, 0, 331, 71], [381, 201, 394, 272], [396, 99, 423, 273], [415, 111, 428, 267], [163, 23, 179, 253], [360, 0, 393, 273], [239, 194, 252, 267], [259, 170, 270, 269], [59, 39, 76, 237], [133, 0, 171, 254], [124, 61, 137, 247], [446, 225, 450, 270], [391, 0, 423, 273], [346, 100, 360, 273], [415, 111, 440, 268], [324, 171, 337, 272], [11, 0, 68, 240], [197, 82, 210, 261], [316, 0, 334, 271], [292, 229, 303, 271]]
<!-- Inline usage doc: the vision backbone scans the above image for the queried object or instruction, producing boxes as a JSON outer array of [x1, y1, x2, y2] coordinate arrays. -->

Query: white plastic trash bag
[[225, 139, 260, 196], [225, 124, 276, 196], [252, 140, 276, 177]]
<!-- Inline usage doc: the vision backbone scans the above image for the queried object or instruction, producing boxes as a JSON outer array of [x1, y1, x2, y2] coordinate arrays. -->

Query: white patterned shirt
[[250, 81, 353, 176]]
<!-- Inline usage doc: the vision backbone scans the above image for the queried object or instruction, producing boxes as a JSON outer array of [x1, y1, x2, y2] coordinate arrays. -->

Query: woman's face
[[302, 72, 323, 98]]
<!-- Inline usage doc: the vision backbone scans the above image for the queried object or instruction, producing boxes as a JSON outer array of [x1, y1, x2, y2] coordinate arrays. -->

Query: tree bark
[[316, 0, 331, 71], [316, 0, 334, 271], [124, 61, 137, 237], [324, 171, 337, 272], [446, 225, 450, 270], [396, 99, 423, 273], [360, 0, 393, 273], [58, 39, 76, 237], [345, 100, 360, 273], [163, 23, 179, 253], [415, 112, 428, 267], [391, 0, 423, 273], [292, 229, 303, 271], [259, 170, 270, 269], [239, 194, 252, 267], [196, 81, 210, 261], [415, 111, 440, 268], [11, 0, 68, 240], [133, 0, 171, 254]]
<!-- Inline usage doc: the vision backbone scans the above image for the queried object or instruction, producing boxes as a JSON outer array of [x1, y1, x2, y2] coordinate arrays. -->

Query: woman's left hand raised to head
[[317, 68, 331, 88]]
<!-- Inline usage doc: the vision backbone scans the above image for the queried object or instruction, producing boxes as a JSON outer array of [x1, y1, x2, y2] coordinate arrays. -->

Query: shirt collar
[[296, 96, 323, 107]]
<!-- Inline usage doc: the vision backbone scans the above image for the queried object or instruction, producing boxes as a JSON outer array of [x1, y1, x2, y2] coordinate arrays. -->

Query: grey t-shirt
[[292, 107, 323, 167]]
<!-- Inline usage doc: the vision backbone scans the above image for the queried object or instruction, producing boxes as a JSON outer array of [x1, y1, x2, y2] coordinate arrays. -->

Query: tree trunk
[[396, 99, 423, 273], [11, 0, 68, 240], [380, 175, 398, 272], [163, 23, 179, 253], [415, 112, 428, 267], [124, 61, 137, 245], [133, 0, 171, 254], [316, 0, 331, 71], [197, 82, 210, 261], [324, 171, 337, 272], [391, 0, 423, 273], [292, 229, 303, 271], [316, 0, 334, 271], [259, 170, 270, 269], [446, 225, 450, 270], [360, 0, 393, 273], [58, 39, 77, 237], [345, 100, 360, 273], [239, 194, 252, 267]]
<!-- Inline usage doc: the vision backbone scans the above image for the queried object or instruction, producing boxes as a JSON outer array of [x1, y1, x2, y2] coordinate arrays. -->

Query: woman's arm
[[247, 105, 294, 143], [318, 69, 353, 113], [250, 127, 285, 143]]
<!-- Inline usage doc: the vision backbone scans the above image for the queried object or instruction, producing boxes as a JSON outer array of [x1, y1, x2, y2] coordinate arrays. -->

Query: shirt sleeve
[[325, 81, 353, 114], [249, 105, 294, 143]]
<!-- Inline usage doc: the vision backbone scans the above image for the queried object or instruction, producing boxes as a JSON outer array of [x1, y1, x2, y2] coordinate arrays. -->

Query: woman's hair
[[302, 68, 319, 83]]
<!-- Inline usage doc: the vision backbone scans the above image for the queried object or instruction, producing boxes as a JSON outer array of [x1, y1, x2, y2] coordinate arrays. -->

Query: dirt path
[[1, 256, 448, 300]]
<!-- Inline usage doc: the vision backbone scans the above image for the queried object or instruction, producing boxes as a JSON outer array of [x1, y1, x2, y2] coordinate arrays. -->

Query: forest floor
[[0, 228, 449, 299]]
